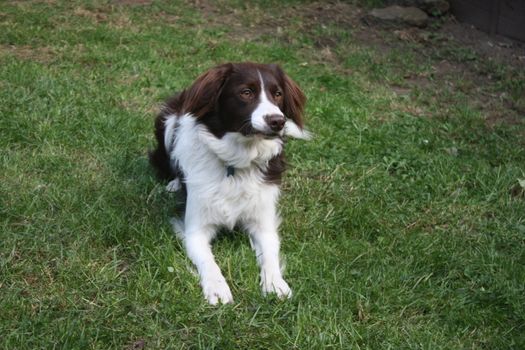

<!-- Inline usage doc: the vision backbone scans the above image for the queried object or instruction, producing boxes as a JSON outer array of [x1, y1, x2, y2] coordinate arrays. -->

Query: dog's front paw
[[166, 178, 181, 192], [261, 275, 292, 299], [201, 276, 233, 305]]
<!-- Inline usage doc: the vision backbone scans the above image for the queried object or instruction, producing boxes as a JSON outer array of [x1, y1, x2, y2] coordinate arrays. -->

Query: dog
[[149, 62, 310, 304]]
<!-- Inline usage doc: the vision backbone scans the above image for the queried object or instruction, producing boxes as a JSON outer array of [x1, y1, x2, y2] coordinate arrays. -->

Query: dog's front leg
[[184, 226, 233, 305], [246, 219, 292, 299]]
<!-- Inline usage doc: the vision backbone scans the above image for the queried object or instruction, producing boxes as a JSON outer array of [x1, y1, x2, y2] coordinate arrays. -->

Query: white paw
[[201, 276, 233, 305], [166, 178, 181, 192], [169, 217, 184, 240], [261, 275, 292, 299]]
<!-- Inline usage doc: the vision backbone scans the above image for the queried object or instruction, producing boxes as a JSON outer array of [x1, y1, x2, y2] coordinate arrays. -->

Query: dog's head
[[181, 62, 309, 139]]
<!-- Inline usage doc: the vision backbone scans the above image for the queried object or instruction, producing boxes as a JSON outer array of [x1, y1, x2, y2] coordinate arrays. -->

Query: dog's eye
[[240, 88, 254, 98], [274, 90, 283, 98]]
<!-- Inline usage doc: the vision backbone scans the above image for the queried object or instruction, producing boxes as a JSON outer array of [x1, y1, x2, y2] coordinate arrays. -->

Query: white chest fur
[[167, 114, 282, 230]]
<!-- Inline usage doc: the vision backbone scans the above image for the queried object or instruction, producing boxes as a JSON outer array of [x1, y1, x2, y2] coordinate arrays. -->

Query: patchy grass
[[1, 1, 524, 349]]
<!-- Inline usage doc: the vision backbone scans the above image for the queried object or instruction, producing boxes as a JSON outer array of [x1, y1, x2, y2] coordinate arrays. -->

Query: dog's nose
[[264, 114, 286, 132]]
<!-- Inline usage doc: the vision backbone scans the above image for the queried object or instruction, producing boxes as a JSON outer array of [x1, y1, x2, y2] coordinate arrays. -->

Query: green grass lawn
[[1, 1, 524, 348]]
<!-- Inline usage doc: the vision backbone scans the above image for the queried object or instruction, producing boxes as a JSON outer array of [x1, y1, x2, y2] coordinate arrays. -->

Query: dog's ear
[[273, 65, 306, 129], [182, 63, 233, 118]]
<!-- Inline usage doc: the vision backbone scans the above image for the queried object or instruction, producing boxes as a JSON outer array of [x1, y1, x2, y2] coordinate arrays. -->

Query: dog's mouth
[[238, 122, 281, 139]]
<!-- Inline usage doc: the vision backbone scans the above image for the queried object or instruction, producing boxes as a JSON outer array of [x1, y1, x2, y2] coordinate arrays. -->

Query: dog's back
[[149, 93, 184, 181]]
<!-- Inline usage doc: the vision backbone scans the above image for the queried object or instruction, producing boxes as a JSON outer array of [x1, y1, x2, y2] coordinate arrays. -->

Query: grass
[[1, 0, 524, 348]]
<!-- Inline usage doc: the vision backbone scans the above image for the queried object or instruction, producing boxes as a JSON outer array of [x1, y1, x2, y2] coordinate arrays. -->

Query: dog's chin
[[263, 132, 282, 139], [254, 130, 282, 140], [240, 125, 282, 139]]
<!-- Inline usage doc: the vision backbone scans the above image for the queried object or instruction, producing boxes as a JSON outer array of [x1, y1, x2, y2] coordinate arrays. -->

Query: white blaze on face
[[250, 71, 285, 134]]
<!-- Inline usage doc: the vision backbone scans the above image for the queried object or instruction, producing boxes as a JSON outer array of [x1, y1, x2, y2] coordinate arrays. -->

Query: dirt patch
[[298, 2, 364, 31], [126, 339, 146, 350], [7, 0, 56, 5], [112, 0, 153, 5], [194, 1, 519, 71], [0, 44, 55, 63], [73, 6, 109, 22], [152, 11, 180, 24], [191, 1, 362, 44], [485, 110, 523, 128], [438, 20, 525, 69], [70, 5, 135, 30], [356, 15, 524, 127]]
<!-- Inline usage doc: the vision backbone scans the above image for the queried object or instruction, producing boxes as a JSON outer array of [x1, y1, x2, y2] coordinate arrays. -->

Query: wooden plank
[[450, 0, 494, 33], [450, 0, 525, 42], [498, 0, 525, 42]]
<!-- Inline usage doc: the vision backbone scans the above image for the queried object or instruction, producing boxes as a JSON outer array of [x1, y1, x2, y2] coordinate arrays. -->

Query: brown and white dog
[[150, 62, 310, 304]]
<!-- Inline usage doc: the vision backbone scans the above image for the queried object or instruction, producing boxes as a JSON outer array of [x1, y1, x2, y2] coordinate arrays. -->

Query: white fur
[[251, 71, 286, 134], [167, 114, 291, 304], [165, 178, 181, 192], [164, 115, 178, 152], [284, 120, 312, 140]]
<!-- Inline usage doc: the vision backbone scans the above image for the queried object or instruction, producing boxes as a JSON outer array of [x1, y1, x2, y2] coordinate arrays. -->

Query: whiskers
[[238, 119, 255, 136]]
